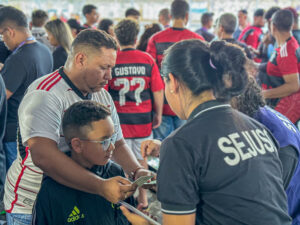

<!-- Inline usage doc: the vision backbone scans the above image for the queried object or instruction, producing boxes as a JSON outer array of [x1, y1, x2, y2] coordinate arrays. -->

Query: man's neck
[[172, 19, 186, 29], [276, 32, 292, 47], [221, 33, 233, 39], [85, 21, 94, 27], [14, 31, 34, 49], [120, 45, 135, 50], [202, 25, 210, 30], [63, 66, 89, 96]]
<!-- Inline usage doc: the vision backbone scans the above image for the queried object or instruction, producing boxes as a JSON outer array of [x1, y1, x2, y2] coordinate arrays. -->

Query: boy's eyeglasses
[[80, 133, 117, 151]]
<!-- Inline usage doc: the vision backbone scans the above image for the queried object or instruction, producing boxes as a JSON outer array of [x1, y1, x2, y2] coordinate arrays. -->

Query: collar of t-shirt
[[187, 100, 231, 122], [59, 67, 92, 100], [121, 48, 135, 51], [171, 27, 185, 31]]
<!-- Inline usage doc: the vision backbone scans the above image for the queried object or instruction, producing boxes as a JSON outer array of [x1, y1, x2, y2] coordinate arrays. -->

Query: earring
[[170, 90, 174, 93]]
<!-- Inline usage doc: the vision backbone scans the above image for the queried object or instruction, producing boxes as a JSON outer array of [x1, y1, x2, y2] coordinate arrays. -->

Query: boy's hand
[[100, 176, 136, 203]]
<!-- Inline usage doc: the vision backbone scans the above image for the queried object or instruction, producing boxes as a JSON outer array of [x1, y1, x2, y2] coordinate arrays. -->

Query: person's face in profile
[[77, 116, 116, 167]]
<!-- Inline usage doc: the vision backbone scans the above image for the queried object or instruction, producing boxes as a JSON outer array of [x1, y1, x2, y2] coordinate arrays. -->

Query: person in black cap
[[238, 8, 265, 55], [195, 12, 215, 42]]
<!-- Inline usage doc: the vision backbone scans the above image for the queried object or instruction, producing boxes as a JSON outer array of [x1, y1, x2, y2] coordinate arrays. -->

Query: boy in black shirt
[[32, 101, 134, 225]]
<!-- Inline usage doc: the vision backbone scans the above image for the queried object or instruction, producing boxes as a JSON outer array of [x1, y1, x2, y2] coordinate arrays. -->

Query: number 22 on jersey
[[114, 77, 145, 106]]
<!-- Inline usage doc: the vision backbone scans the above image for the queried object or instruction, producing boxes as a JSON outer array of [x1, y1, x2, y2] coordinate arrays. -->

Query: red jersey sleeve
[[277, 49, 299, 75], [150, 60, 164, 92]]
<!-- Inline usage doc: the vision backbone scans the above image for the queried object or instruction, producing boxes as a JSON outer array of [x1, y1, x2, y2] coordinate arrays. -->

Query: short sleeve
[[277, 49, 299, 75], [18, 90, 63, 145], [107, 93, 124, 142], [1, 55, 26, 93], [157, 136, 200, 215], [150, 60, 164, 92], [146, 36, 157, 61]]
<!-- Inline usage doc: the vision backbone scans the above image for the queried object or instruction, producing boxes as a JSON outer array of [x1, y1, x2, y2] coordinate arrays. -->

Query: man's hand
[[120, 206, 150, 225], [0, 63, 4, 71], [141, 139, 161, 158], [100, 176, 137, 204]]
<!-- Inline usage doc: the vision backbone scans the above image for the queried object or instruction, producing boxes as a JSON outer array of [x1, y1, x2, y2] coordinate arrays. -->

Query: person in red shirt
[[238, 8, 265, 50], [146, 0, 204, 140], [261, 9, 300, 124], [82, 4, 99, 29], [108, 19, 164, 208]]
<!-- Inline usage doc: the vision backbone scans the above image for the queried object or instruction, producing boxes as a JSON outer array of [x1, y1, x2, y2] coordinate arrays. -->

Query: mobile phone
[[119, 201, 161, 225]]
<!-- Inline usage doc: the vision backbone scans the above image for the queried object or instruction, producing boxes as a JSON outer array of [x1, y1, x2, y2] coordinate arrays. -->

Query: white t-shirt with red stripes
[[4, 68, 123, 214]]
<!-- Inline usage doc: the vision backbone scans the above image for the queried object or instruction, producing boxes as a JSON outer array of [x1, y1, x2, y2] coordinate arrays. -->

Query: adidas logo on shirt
[[67, 206, 85, 223]]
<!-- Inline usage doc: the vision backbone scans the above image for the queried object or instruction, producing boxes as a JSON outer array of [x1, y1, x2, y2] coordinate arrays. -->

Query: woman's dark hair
[[162, 39, 248, 100], [232, 76, 266, 117], [137, 23, 161, 51], [98, 19, 113, 34]]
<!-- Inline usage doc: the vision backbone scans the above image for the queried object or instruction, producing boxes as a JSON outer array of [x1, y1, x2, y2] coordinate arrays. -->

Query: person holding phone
[[121, 39, 291, 225]]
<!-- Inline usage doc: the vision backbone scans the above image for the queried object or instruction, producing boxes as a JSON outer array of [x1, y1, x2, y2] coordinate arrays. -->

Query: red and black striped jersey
[[264, 36, 300, 123], [108, 48, 164, 138], [146, 27, 204, 116]]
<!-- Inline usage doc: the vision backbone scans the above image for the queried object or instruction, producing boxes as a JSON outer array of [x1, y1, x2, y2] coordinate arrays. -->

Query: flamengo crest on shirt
[[218, 128, 277, 166]]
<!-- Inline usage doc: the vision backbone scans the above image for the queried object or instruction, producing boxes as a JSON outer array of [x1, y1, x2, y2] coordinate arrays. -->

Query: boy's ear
[[70, 138, 83, 153]]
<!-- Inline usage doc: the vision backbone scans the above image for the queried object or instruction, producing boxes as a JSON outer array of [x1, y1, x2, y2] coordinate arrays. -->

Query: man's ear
[[74, 52, 87, 69], [70, 138, 83, 153]]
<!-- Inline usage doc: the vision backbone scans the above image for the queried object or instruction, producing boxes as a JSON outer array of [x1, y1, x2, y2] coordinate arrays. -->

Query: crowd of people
[[0, 0, 300, 225]]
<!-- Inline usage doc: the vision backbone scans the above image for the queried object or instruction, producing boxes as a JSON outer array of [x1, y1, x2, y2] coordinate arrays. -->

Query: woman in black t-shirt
[[45, 19, 73, 71], [121, 39, 292, 225]]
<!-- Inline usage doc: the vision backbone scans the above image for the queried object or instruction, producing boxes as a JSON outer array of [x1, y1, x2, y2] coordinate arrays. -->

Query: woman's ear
[[168, 73, 180, 93], [70, 138, 83, 154]]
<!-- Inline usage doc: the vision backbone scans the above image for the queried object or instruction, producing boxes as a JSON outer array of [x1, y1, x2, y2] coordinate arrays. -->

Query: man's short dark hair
[[171, 0, 190, 19], [67, 18, 85, 34], [0, 6, 28, 28], [98, 19, 113, 34], [254, 8, 265, 17], [201, 12, 214, 26], [239, 9, 248, 15], [159, 8, 170, 22], [125, 8, 140, 17], [71, 29, 117, 54], [264, 7, 280, 21], [115, 19, 139, 46], [272, 9, 294, 32], [219, 13, 237, 34], [82, 4, 97, 16], [62, 101, 111, 144], [31, 9, 48, 27]]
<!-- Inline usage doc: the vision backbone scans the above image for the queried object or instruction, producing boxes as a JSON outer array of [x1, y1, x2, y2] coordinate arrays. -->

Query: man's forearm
[[263, 82, 299, 99], [29, 137, 104, 196], [113, 139, 141, 175], [153, 90, 164, 115]]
